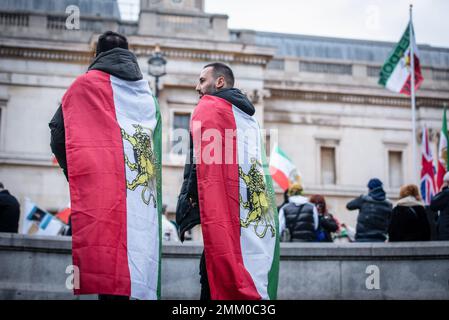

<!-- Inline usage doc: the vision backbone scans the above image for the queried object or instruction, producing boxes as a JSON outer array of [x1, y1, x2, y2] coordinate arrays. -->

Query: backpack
[[315, 228, 326, 242]]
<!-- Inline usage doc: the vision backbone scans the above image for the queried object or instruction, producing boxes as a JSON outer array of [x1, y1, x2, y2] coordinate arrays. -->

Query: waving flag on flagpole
[[379, 7, 423, 184], [436, 107, 449, 191], [269, 145, 302, 191], [420, 127, 436, 205], [378, 21, 423, 95]]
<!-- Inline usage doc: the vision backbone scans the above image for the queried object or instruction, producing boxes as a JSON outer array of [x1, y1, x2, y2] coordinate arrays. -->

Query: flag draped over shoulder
[[436, 107, 449, 190], [379, 22, 423, 95], [192, 95, 280, 300], [420, 127, 436, 205], [62, 70, 162, 300]]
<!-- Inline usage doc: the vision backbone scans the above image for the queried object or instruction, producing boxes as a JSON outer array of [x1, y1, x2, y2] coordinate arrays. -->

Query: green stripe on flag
[[444, 107, 449, 171], [379, 23, 411, 87], [261, 136, 280, 300], [275, 145, 292, 162], [153, 95, 162, 300]]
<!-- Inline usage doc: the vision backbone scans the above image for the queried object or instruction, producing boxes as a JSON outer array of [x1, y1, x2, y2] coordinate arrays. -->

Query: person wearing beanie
[[430, 172, 449, 240], [346, 178, 392, 242], [278, 183, 319, 242], [388, 184, 431, 242]]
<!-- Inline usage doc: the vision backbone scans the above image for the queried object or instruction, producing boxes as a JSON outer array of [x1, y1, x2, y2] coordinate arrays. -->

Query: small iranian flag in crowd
[[269, 145, 301, 191], [379, 22, 424, 95]]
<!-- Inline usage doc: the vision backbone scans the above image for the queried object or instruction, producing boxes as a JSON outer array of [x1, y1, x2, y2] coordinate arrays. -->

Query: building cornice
[[132, 44, 271, 65], [0, 45, 92, 64], [0, 42, 273, 66], [268, 88, 449, 108]]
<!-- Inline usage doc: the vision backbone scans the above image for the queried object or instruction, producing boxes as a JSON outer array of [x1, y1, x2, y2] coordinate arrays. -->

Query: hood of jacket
[[288, 195, 310, 206], [396, 196, 424, 207], [88, 47, 142, 81], [368, 186, 386, 201], [211, 88, 255, 116]]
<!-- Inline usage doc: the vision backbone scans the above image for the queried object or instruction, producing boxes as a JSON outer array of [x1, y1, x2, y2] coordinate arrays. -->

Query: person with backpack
[[310, 194, 338, 242], [279, 183, 318, 242]]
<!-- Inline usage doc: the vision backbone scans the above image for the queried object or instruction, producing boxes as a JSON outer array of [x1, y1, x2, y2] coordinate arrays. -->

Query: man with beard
[[176, 63, 279, 300]]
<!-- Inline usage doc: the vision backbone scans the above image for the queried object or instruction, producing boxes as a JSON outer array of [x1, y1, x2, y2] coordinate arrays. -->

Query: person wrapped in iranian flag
[[176, 63, 280, 300], [49, 31, 162, 300]]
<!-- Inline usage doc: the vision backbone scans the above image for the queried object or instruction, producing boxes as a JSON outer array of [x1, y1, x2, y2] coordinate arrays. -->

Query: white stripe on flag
[[386, 48, 411, 92], [269, 148, 296, 178], [233, 105, 276, 300], [111, 75, 159, 300]]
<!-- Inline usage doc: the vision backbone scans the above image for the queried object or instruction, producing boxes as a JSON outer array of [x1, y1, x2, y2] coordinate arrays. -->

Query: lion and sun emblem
[[239, 158, 276, 239], [120, 124, 157, 208]]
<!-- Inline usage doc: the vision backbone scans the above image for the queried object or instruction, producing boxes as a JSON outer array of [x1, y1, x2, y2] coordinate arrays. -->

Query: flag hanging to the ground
[[436, 107, 449, 190], [192, 95, 279, 300], [378, 22, 424, 95], [269, 145, 302, 191], [62, 70, 162, 300], [420, 126, 436, 205]]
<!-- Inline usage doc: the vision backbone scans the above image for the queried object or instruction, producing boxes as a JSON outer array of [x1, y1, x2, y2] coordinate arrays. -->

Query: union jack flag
[[420, 127, 436, 205]]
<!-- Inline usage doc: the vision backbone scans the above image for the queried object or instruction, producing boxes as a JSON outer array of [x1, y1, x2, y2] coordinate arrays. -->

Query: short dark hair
[[204, 62, 235, 88], [96, 31, 128, 56], [0, 182, 4, 189]]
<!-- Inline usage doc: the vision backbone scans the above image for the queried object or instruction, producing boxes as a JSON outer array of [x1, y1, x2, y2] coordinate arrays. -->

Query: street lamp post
[[147, 45, 167, 98]]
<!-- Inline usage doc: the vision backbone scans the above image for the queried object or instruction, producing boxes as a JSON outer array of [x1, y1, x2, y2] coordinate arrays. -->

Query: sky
[[118, 0, 449, 48], [206, 0, 449, 48]]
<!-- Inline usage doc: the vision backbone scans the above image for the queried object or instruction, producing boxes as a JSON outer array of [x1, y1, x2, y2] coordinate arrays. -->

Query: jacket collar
[[288, 195, 309, 205], [396, 196, 423, 207], [88, 47, 143, 81]]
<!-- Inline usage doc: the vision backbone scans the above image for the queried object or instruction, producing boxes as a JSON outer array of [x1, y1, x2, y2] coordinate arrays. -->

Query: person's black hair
[[203, 62, 235, 88], [0, 182, 3, 189], [96, 31, 128, 56]]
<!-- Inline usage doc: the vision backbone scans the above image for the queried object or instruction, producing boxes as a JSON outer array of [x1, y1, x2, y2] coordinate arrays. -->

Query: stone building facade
[[1, 0, 448, 239]]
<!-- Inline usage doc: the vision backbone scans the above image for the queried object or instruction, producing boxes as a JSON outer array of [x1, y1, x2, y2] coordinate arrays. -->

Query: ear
[[215, 76, 225, 89]]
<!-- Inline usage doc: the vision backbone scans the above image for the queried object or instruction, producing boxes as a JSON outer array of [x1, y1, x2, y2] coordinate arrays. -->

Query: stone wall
[[1, 233, 448, 300]]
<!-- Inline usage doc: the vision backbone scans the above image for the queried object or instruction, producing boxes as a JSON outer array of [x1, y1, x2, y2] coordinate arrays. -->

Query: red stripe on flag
[[193, 96, 260, 300], [436, 161, 447, 191], [399, 55, 424, 95], [63, 70, 131, 296], [269, 166, 290, 191]]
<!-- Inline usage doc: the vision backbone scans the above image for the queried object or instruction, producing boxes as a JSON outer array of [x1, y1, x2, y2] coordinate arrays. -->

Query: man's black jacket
[[430, 187, 449, 240]]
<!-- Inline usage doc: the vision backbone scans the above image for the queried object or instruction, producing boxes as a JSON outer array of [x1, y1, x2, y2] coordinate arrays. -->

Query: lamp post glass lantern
[[148, 47, 167, 98]]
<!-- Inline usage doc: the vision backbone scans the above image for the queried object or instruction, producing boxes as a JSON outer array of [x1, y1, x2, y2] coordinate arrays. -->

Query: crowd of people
[[2, 171, 449, 243], [277, 173, 449, 243]]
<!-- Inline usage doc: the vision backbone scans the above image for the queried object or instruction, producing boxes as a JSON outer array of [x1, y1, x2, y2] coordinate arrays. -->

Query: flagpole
[[409, 4, 418, 184]]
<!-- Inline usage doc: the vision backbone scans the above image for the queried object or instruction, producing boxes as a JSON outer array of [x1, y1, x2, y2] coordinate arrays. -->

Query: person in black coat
[[0, 182, 20, 233], [278, 183, 319, 242], [346, 178, 392, 242], [430, 172, 449, 240], [388, 184, 431, 242]]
